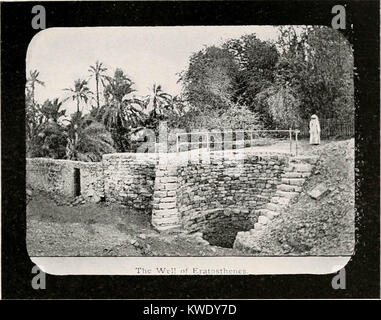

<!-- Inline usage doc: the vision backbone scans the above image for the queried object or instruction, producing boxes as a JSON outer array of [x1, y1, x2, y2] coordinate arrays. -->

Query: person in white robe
[[309, 114, 321, 145]]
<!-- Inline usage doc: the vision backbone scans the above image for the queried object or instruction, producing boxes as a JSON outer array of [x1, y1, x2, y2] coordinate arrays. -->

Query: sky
[[26, 26, 280, 114]]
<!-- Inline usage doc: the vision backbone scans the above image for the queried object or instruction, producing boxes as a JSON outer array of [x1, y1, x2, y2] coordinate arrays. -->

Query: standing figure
[[309, 114, 321, 145]]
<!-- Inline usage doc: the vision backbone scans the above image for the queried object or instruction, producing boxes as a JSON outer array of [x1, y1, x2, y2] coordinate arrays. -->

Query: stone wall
[[150, 149, 289, 236], [27, 149, 290, 238], [102, 153, 156, 211], [176, 151, 289, 235], [26, 158, 104, 200], [79, 162, 105, 201]]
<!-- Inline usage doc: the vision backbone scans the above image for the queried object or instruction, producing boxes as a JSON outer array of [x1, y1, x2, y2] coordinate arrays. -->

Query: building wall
[[26, 158, 104, 200]]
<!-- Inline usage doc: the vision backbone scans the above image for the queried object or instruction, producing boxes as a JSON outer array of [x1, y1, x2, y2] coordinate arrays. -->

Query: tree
[[30, 121, 67, 159], [178, 101, 262, 131], [224, 34, 280, 114], [26, 95, 67, 158], [26, 93, 44, 157], [40, 98, 66, 123], [63, 79, 92, 113], [26, 70, 45, 105], [259, 86, 302, 129], [98, 68, 145, 151], [65, 112, 115, 162], [179, 35, 280, 130], [144, 84, 172, 117], [273, 26, 354, 124], [179, 46, 239, 111], [88, 60, 108, 110], [143, 84, 177, 131]]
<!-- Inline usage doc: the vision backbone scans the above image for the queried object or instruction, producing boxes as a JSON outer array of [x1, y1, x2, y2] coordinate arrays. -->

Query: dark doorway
[[74, 168, 81, 196]]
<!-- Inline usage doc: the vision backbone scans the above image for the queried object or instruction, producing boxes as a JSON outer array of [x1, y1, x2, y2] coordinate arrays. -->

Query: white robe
[[309, 118, 321, 144]]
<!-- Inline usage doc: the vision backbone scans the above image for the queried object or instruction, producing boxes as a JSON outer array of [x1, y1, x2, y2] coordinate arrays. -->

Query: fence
[[298, 118, 354, 138], [175, 129, 301, 156]]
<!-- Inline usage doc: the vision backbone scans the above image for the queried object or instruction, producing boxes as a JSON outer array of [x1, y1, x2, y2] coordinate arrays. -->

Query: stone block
[[308, 183, 330, 199], [159, 202, 176, 209], [165, 183, 178, 191], [258, 215, 269, 225], [159, 197, 176, 203], [277, 184, 302, 192], [159, 177, 177, 183]]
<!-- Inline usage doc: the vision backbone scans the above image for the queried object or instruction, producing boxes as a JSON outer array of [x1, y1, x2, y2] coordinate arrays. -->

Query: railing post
[[289, 128, 292, 155], [176, 133, 179, 153], [295, 130, 299, 156], [206, 132, 210, 151]]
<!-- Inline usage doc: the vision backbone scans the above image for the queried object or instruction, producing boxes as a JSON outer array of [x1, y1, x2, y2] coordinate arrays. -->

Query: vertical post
[[206, 132, 210, 151], [295, 130, 299, 156], [289, 128, 292, 155], [176, 134, 179, 153]]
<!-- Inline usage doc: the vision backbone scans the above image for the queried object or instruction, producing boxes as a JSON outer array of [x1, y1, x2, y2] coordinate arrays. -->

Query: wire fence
[[298, 118, 354, 138], [175, 129, 301, 155]]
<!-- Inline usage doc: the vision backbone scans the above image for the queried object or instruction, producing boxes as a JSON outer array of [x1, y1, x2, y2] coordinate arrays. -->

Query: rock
[[91, 195, 102, 204], [138, 234, 146, 239], [26, 189, 33, 196], [258, 216, 269, 225], [308, 183, 330, 200]]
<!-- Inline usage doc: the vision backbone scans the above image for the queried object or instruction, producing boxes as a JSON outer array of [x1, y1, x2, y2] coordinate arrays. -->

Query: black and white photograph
[[1, 0, 380, 301], [25, 25, 355, 259]]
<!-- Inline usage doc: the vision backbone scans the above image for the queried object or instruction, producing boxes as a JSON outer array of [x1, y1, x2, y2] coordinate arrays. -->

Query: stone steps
[[282, 172, 311, 178], [277, 184, 302, 192], [233, 156, 317, 252], [271, 196, 291, 205], [280, 178, 305, 186], [257, 209, 280, 219], [275, 190, 299, 199], [290, 155, 319, 165]]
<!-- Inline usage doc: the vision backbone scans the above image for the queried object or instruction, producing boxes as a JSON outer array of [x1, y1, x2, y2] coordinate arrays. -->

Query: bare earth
[[252, 139, 355, 255], [27, 191, 243, 256]]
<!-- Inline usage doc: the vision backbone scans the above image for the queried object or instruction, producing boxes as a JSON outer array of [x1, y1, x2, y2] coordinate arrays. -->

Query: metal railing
[[175, 129, 300, 156]]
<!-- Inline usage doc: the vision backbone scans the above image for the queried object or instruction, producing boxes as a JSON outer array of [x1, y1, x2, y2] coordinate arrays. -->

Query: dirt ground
[[252, 138, 355, 255], [27, 190, 244, 256]]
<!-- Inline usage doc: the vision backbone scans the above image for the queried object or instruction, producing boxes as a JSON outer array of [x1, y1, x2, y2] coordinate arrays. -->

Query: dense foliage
[[26, 26, 354, 160]]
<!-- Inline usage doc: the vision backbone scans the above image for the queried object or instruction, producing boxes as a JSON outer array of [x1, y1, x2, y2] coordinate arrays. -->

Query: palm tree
[[26, 94, 44, 156], [88, 61, 108, 110], [63, 79, 92, 113], [40, 98, 66, 123], [65, 112, 115, 162], [26, 70, 45, 105], [98, 69, 145, 151], [144, 84, 172, 118]]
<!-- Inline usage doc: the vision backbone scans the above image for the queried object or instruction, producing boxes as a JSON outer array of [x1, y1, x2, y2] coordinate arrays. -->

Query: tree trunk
[[96, 76, 100, 109], [31, 83, 35, 106]]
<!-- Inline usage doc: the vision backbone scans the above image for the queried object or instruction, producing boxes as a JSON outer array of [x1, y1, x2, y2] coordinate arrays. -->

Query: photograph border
[[1, 0, 379, 299]]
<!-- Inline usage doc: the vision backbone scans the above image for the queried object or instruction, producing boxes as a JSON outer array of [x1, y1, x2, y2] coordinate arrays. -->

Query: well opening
[[200, 208, 253, 248]]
